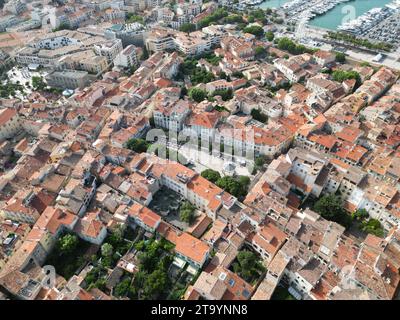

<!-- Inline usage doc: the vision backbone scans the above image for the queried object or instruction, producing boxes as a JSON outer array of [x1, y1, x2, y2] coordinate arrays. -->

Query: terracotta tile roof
[[309, 134, 337, 149], [0, 108, 17, 126], [74, 212, 104, 239], [34, 206, 76, 235], [249, 219, 287, 258], [128, 202, 161, 229], [187, 111, 219, 129], [157, 222, 210, 265], [336, 126, 363, 144]]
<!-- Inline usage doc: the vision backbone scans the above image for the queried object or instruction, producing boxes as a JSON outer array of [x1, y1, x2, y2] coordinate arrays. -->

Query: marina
[[256, 0, 396, 31], [257, 0, 290, 8], [307, 0, 394, 30], [337, 6, 394, 33], [337, 1, 400, 34]]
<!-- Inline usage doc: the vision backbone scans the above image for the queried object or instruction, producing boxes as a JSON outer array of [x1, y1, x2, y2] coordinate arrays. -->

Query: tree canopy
[[101, 243, 113, 258], [32, 76, 47, 91], [266, 31, 274, 42], [351, 208, 369, 221], [326, 31, 393, 52], [114, 277, 132, 297], [246, 9, 268, 25], [198, 8, 229, 28], [126, 13, 144, 24], [313, 194, 352, 228], [251, 108, 268, 123], [233, 250, 265, 283], [190, 67, 215, 85], [243, 25, 264, 38], [201, 169, 221, 184], [143, 268, 169, 298], [255, 155, 267, 169], [58, 234, 79, 254], [277, 37, 313, 55], [351, 208, 384, 237], [127, 239, 174, 299], [335, 52, 346, 63], [255, 46, 267, 58], [189, 87, 207, 103], [224, 14, 245, 24], [126, 138, 150, 153], [179, 201, 196, 224], [216, 175, 250, 200], [361, 219, 384, 237], [179, 23, 196, 33], [213, 88, 233, 101], [332, 70, 361, 87]]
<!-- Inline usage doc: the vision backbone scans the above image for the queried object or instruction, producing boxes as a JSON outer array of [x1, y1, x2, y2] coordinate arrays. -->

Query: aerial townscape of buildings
[[0, 0, 400, 303]]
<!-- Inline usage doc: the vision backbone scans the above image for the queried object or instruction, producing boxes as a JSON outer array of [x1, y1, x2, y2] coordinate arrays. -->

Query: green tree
[[361, 219, 384, 237], [143, 268, 169, 298], [217, 176, 241, 197], [201, 169, 221, 184], [32, 76, 47, 91], [85, 267, 100, 287], [238, 175, 250, 187], [93, 278, 107, 291], [255, 46, 266, 58], [126, 13, 144, 24], [111, 224, 125, 242], [101, 243, 113, 257], [326, 31, 392, 52], [277, 37, 312, 55], [126, 138, 150, 153], [243, 25, 264, 38], [233, 250, 265, 283], [180, 201, 196, 224], [190, 68, 215, 85], [180, 86, 188, 98], [313, 194, 352, 228], [138, 251, 158, 273], [216, 176, 250, 200], [213, 88, 233, 101], [255, 155, 266, 168], [197, 8, 228, 28], [335, 52, 346, 63], [114, 277, 132, 297], [251, 108, 268, 123], [179, 23, 196, 33], [247, 9, 267, 24], [232, 71, 244, 79], [134, 240, 145, 251], [52, 23, 71, 32], [332, 70, 361, 87], [189, 88, 207, 102], [224, 14, 244, 24], [58, 234, 78, 254], [266, 31, 274, 41], [204, 53, 222, 66], [351, 208, 369, 221]]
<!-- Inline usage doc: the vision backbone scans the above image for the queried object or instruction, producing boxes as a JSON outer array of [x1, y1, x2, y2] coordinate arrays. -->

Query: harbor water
[[257, 0, 291, 8], [258, 0, 393, 30]]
